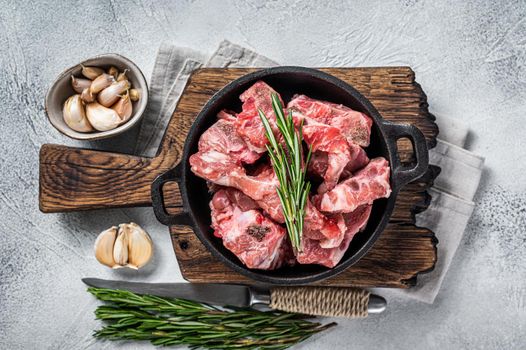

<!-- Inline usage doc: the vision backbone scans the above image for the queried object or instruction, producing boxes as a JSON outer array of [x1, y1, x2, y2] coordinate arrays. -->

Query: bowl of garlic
[[45, 54, 148, 140]]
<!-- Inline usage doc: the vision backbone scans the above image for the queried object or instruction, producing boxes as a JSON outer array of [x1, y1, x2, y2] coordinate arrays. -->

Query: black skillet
[[151, 66, 429, 285]]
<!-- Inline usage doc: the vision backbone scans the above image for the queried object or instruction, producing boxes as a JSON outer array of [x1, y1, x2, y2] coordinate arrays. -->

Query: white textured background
[[1, 0, 525, 349]]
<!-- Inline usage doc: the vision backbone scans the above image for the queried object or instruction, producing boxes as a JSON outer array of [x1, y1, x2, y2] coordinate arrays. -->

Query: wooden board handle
[[39, 144, 178, 213]]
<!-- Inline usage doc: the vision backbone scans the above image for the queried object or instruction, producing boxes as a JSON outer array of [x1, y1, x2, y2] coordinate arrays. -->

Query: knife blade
[[83, 278, 386, 316], [83, 278, 253, 307]]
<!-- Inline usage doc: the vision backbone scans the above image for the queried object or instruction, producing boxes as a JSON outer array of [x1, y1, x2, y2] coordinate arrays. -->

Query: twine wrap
[[270, 287, 370, 318]]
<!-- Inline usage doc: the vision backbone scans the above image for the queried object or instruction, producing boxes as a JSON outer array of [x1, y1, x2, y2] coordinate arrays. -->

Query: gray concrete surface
[[1, 0, 525, 349]]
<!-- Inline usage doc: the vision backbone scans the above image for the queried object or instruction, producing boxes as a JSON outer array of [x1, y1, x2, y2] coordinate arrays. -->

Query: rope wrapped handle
[[269, 287, 370, 318]]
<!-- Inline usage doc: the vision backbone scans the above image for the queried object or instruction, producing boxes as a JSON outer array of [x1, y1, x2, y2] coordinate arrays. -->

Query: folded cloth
[[135, 41, 276, 157], [134, 40, 484, 304], [134, 44, 206, 157]]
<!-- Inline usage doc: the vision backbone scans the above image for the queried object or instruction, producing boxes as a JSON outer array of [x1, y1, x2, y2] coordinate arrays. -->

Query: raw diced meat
[[210, 189, 293, 270], [307, 151, 328, 179], [303, 201, 345, 247], [316, 158, 391, 213], [220, 187, 260, 211], [197, 115, 260, 164], [190, 84, 391, 271], [288, 94, 373, 147], [235, 165, 346, 244], [342, 143, 369, 173], [235, 81, 283, 153], [293, 111, 369, 193], [296, 204, 372, 268], [191, 150, 285, 222], [189, 151, 246, 186], [192, 153, 347, 244], [191, 155, 285, 222], [234, 165, 284, 222], [302, 121, 351, 192], [318, 214, 347, 248], [217, 110, 237, 121], [308, 145, 369, 185]]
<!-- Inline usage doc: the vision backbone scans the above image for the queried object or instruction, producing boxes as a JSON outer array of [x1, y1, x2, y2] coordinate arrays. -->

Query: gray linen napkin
[[134, 40, 484, 304], [387, 130, 484, 303]]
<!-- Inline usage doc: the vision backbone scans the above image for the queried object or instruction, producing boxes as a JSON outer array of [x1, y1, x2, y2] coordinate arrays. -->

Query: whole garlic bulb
[[94, 223, 153, 269], [63, 94, 93, 132]]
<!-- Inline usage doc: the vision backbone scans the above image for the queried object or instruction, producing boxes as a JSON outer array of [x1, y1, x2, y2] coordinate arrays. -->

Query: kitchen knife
[[83, 278, 386, 318]]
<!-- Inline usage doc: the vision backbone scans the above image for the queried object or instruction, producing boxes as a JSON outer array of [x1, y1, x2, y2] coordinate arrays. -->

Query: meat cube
[[302, 120, 351, 192], [316, 157, 391, 213], [288, 94, 373, 147], [235, 81, 283, 153], [197, 113, 260, 164], [303, 200, 345, 247], [210, 189, 293, 270], [309, 146, 369, 184], [217, 109, 237, 122], [234, 164, 284, 222], [307, 151, 329, 179], [189, 150, 246, 187], [293, 111, 369, 193], [297, 204, 372, 268], [189, 110, 262, 187]]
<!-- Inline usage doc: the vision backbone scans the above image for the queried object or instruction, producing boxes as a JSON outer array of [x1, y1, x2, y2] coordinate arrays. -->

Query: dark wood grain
[[39, 67, 438, 288]]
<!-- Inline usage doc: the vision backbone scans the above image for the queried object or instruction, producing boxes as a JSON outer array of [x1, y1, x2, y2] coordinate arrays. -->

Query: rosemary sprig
[[89, 287, 335, 349], [258, 94, 312, 251]]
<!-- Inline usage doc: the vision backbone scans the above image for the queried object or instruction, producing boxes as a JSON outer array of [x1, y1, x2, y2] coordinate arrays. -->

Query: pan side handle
[[381, 121, 429, 191], [39, 144, 176, 212], [151, 164, 193, 226]]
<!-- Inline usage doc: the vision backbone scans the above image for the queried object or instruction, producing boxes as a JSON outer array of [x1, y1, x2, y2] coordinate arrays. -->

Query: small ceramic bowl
[[45, 53, 148, 140]]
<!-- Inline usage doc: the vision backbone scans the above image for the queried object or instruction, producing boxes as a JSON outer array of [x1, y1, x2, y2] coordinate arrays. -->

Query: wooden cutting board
[[40, 67, 439, 288]]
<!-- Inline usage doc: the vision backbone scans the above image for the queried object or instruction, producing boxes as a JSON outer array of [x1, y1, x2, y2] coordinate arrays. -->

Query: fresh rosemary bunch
[[258, 93, 312, 251], [89, 287, 335, 349]]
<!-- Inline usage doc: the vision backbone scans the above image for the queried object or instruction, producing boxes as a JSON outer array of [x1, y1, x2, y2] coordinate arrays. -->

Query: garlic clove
[[81, 64, 104, 80], [97, 80, 131, 107], [89, 73, 115, 94], [108, 66, 119, 79], [112, 92, 133, 122], [113, 226, 129, 267], [71, 76, 92, 94], [86, 103, 122, 130], [120, 223, 153, 269], [63, 94, 93, 132], [116, 69, 129, 82], [86, 102, 123, 131], [129, 89, 140, 102], [80, 88, 96, 103], [94, 226, 118, 268]]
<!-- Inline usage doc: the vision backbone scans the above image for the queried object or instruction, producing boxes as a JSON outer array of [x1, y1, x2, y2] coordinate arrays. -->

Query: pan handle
[[151, 164, 193, 226], [382, 121, 429, 190]]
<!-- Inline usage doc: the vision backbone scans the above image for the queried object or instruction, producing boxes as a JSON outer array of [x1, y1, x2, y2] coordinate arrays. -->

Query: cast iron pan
[[151, 66, 429, 285]]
